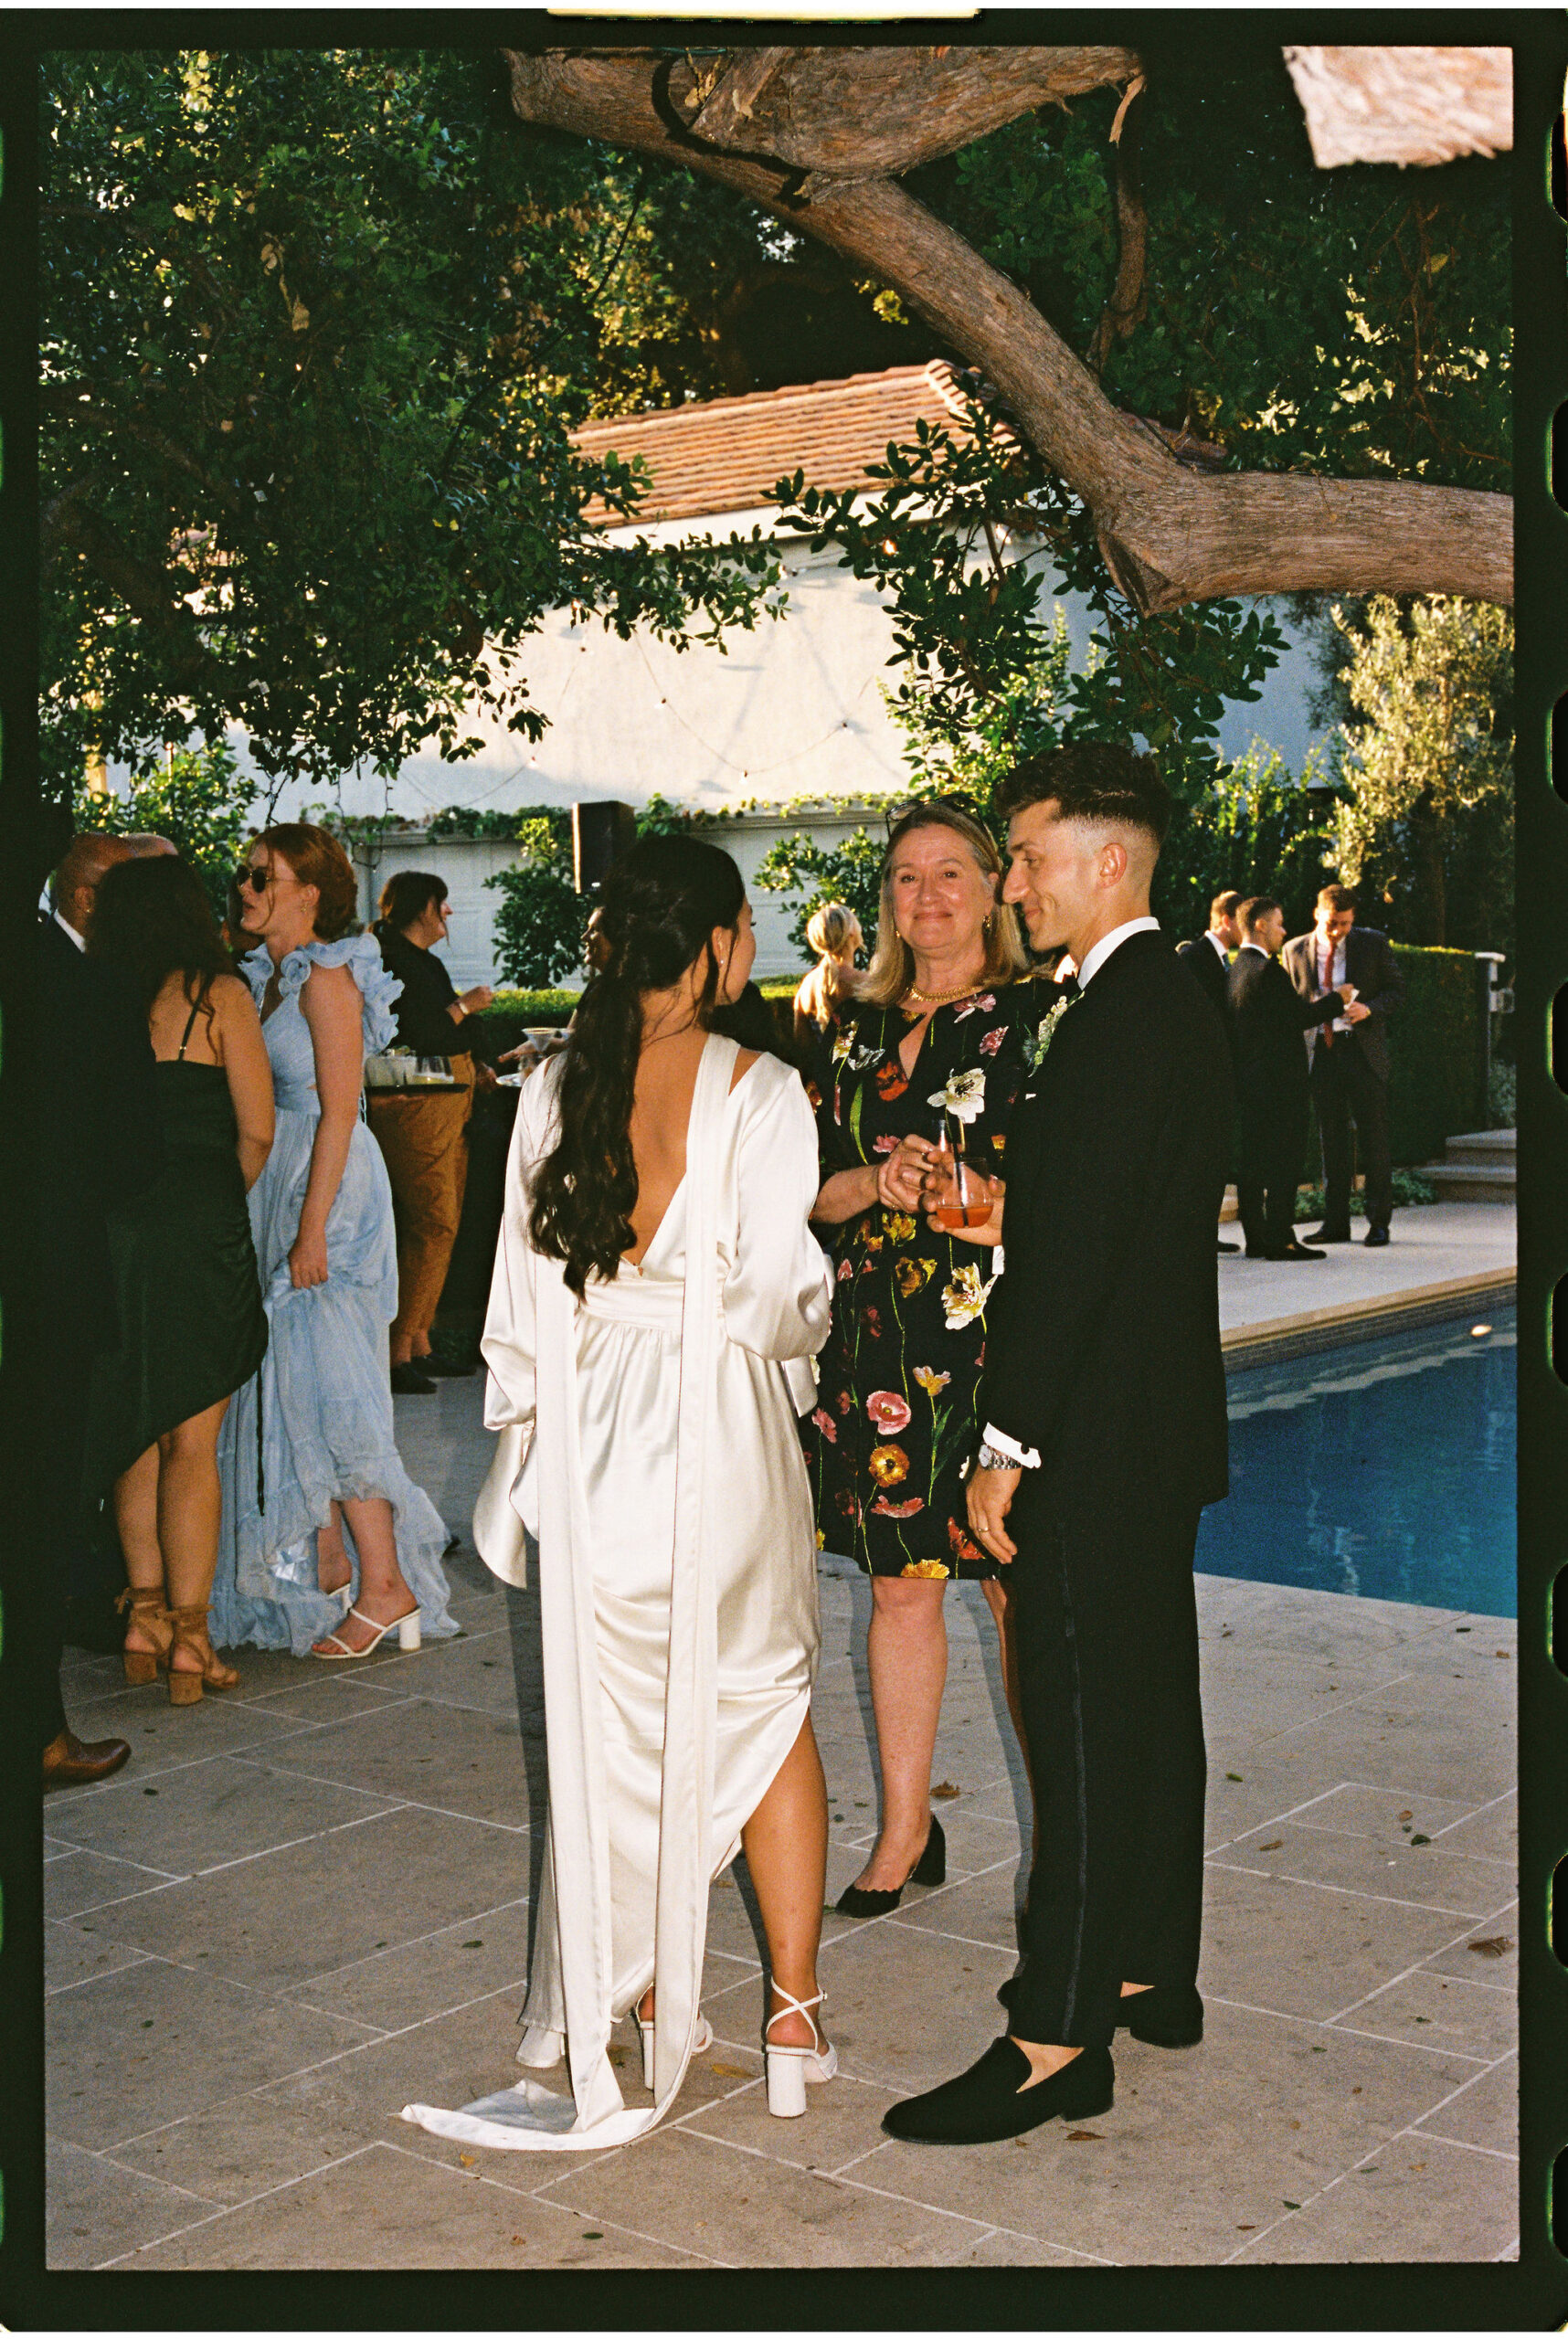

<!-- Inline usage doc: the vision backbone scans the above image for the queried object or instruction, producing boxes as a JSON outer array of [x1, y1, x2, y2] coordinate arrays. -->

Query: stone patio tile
[[1194, 1574, 1466, 1659], [1418, 1902, 1519, 1986], [813, 1913, 1014, 2097], [1232, 2132, 1518, 2262], [893, 1860, 1022, 1956], [1216, 1820, 1512, 1919], [46, 1917, 156, 1995], [941, 2225, 1108, 2266], [43, 1753, 404, 1879], [1326, 1968, 1516, 2063], [218, 1673, 424, 1726], [535, 2121, 994, 2267], [1197, 1642, 1404, 1745], [47, 1957, 378, 2152], [90, 1803, 531, 1992], [119, 2139, 713, 2270], [281, 1898, 534, 2031], [842, 2000, 1479, 2268], [41, 1684, 323, 1782], [1426, 1794, 1519, 1866], [47, 2137, 217, 2270], [1196, 1861, 1485, 2024], [1411, 2054, 1516, 2156], [1278, 1782, 1480, 1840], [45, 1847, 185, 1921], [1256, 1686, 1514, 1805], [681, 2063, 896, 2175], [249, 1697, 533, 1830], [342, 1622, 522, 1719]]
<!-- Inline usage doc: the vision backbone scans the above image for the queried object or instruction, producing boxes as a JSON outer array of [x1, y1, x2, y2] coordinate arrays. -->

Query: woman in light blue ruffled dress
[[213, 822, 457, 1659]]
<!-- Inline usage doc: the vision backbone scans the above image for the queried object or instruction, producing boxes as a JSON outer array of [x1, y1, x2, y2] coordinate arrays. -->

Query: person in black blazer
[[883, 745, 1234, 2146], [1228, 897, 1368, 1262], [1281, 884, 1404, 1247], [24, 834, 164, 1783], [1175, 888, 1241, 1032], [1177, 890, 1243, 1255]]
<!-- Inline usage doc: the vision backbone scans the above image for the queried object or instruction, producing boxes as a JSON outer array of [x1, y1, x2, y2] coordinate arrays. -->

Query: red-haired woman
[[212, 823, 457, 1659]]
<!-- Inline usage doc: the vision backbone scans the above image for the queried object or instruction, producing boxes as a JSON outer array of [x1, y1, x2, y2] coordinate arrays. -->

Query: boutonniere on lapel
[[1027, 991, 1078, 1071]]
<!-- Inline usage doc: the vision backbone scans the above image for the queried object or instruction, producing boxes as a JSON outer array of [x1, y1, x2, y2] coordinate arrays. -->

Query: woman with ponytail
[[403, 835, 837, 2154]]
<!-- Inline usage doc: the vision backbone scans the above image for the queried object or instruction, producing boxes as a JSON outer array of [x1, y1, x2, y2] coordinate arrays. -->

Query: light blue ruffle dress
[[212, 934, 458, 1655]]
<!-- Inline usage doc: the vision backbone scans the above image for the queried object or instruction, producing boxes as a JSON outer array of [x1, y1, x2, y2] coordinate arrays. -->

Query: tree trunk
[[503, 47, 1512, 614]]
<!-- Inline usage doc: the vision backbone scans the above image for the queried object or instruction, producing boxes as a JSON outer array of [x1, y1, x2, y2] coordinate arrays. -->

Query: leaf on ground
[[709, 2062, 750, 2078], [1225, 1772, 1244, 1782], [1066, 2129, 1101, 2142], [1398, 1809, 1413, 1821], [606, 2045, 626, 2067], [1258, 1839, 1284, 1852], [461, 1940, 483, 1949], [458, 2153, 476, 2167], [1409, 1833, 1431, 1846], [1235, 2223, 1256, 2231], [1283, 2199, 1301, 2209], [931, 1781, 960, 1799], [1467, 1934, 1511, 1957]]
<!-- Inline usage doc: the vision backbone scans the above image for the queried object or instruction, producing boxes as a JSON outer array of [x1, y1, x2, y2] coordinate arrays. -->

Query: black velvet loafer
[[882, 2037, 1113, 2145], [1116, 1981, 1204, 2048]]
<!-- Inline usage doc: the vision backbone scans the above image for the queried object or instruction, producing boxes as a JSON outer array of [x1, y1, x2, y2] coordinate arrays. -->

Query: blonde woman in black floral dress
[[808, 803, 1060, 1917]]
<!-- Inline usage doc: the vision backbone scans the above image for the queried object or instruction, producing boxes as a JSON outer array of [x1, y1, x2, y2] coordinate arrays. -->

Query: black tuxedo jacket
[[1227, 946, 1338, 1105], [1281, 926, 1403, 1083], [1175, 932, 1234, 1059], [980, 929, 1233, 1526], [34, 913, 164, 1349]]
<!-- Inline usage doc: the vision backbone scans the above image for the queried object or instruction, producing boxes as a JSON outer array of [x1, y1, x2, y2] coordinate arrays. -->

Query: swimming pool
[[1195, 1308, 1516, 1617]]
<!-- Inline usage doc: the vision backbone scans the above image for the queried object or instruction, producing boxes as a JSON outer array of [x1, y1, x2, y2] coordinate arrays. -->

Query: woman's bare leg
[[312, 1495, 414, 1652], [742, 1712, 830, 2048], [316, 1500, 352, 1597], [852, 1575, 946, 1891], [156, 1397, 231, 1678], [113, 1445, 165, 1654]]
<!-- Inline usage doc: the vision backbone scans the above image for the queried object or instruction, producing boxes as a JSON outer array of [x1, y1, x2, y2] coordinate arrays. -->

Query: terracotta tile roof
[[574, 360, 995, 528]]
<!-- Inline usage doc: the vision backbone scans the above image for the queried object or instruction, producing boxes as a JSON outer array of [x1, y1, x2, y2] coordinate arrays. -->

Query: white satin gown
[[401, 1033, 832, 2150]]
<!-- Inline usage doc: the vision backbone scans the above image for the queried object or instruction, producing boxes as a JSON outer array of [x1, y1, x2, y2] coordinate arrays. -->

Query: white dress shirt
[[54, 909, 87, 952], [981, 915, 1161, 1472], [1310, 930, 1351, 1050], [1205, 929, 1228, 958]]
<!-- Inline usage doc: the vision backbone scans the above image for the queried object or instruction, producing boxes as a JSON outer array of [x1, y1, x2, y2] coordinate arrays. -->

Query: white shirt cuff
[[982, 1423, 1041, 1469]]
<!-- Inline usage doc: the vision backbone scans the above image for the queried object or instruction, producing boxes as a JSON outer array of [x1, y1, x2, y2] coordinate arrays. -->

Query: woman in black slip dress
[[84, 855, 274, 1702]]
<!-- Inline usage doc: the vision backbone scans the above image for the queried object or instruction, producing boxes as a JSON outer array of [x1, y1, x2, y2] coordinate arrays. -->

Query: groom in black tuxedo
[[885, 745, 1234, 2145]]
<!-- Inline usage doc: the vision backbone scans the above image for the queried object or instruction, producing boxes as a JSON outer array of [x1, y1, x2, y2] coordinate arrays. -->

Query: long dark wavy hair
[[88, 852, 234, 1030], [529, 833, 746, 1297]]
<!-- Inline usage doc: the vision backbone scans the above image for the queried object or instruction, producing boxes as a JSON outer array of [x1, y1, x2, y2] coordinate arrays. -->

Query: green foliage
[[1383, 945, 1486, 1162], [40, 49, 784, 806], [753, 823, 890, 958], [1151, 747, 1340, 943], [1293, 1170, 1437, 1223], [73, 737, 259, 913], [1326, 597, 1513, 952], [929, 48, 1509, 492], [771, 397, 1284, 798], [483, 811, 582, 989]]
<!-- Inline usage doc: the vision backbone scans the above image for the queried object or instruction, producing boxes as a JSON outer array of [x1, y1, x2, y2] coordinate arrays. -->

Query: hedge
[[1382, 944, 1487, 1166]]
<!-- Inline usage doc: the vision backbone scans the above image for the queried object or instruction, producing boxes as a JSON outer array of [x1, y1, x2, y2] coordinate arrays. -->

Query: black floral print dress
[[805, 980, 1045, 1581]]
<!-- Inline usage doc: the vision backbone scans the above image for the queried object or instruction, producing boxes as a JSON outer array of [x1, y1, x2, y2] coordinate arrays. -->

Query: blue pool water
[[1195, 1309, 1516, 1617]]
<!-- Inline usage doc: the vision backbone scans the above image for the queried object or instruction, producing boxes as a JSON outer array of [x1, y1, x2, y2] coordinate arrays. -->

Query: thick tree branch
[[503, 46, 1511, 610], [52, 501, 216, 689]]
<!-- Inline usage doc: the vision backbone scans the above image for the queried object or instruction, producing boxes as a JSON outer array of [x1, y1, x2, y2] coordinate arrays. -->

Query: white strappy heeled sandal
[[635, 2007, 714, 2090], [764, 1986, 837, 2118], [311, 1603, 420, 1660]]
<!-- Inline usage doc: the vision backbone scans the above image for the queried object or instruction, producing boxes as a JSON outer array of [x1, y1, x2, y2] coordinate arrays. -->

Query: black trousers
[[1312, 1042, 1393, 1231], [1235, 1087, 1308, 1255], [1006, 1487, 1207, 2051]]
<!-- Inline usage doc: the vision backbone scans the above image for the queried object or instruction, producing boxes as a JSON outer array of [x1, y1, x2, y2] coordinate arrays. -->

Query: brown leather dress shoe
[[42, 1729, 132, 1787]]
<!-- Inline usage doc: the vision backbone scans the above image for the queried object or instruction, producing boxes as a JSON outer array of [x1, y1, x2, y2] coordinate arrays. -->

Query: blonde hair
[[793, 901, 864, 1031], [859, 803, 1027, 1010]]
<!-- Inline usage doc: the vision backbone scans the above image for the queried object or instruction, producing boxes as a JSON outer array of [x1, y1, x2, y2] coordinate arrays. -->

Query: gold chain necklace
[[902, 976, 981, 1009]]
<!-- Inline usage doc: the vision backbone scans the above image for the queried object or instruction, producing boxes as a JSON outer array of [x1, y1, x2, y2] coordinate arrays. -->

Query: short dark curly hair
[[992, 743, 1172, 849]]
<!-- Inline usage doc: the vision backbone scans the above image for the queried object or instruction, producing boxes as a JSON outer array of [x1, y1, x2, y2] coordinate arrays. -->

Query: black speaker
[[572, 800, 638, 895]]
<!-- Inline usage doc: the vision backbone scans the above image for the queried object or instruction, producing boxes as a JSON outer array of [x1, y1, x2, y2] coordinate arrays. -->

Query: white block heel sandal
[[764, 1987, 837, 2118], [311, 1604, 421, 1660], [637, 2011, 714, 2090]]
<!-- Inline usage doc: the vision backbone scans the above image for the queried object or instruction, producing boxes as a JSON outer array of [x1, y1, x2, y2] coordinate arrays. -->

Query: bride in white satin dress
[[402, 835, 837, 2152]]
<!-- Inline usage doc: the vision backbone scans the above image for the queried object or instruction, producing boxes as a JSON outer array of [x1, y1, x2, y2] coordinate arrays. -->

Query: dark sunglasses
[[236, 865, 273, 893]]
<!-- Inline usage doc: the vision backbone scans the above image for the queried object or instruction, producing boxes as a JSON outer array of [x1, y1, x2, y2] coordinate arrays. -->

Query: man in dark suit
[[883, 745, 1234, 2145], [1228, 896, 1368, 1263], [1282, 884, 1404, 1248], [24, 832, 163, 1783], [1177, 890, 1243, 1254]]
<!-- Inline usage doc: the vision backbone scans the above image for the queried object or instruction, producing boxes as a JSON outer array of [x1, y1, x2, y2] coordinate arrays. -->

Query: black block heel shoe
[[833, 1814, 945, 1918], [1117, 1981, 1204, 2048], [883, 2037, 1114, 2145]]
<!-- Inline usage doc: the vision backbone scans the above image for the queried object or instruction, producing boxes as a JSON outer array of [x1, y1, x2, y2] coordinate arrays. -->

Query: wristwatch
[[977, 1441, 1017, 1473]]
